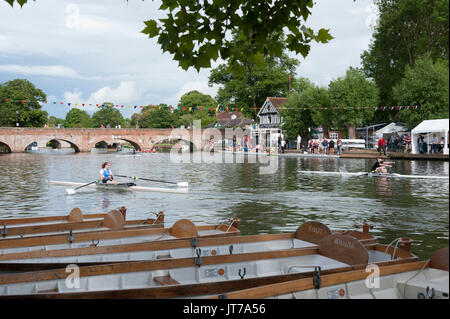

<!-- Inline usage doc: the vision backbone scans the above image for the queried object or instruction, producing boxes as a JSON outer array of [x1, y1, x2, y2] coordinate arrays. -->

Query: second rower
[[370, 157, 395, 174]]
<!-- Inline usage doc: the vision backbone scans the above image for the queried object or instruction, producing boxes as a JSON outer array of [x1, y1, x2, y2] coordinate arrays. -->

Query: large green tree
[[361, 0, 449, 106], [63, 108, 93, 128], [0, 79, 48, 127], [141, 0, 332, 74], [133, 105, 178, 128], [175, 91, 217, 127], [328, 68, 379, 138], [177, 90, 217, 114], [392, 56, 449, 129], [280, 84, 331, 140], [209, 54, 300, 119], [91, 103, 125, 128]]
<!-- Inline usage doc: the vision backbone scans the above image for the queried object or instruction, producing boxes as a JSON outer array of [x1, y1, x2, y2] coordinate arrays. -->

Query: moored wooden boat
[[0, 221, 375, 270], [207, 247, 449, 299], [0, 233, 417, 298], [0, 217, 240, 256], [0, 207, 164, 239]]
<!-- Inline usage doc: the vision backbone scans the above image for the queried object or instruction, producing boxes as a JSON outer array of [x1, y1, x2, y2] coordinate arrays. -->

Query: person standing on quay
[[329, 139, 335, 155], [337, 139, 343, 155], [296, 134, 302, 151], [404, 133, 411, 153], [378, 137, 387, 156]]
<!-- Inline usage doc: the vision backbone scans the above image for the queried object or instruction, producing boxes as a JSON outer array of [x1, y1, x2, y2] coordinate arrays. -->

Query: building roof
[[411, 119, 449, 134], [266, 97, 288, 110], [215, 111, 243, 121], [206, 117, 254, 129]]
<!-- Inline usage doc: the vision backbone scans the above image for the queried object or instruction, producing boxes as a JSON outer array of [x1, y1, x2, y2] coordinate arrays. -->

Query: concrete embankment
[[285, 149, 449, 161]]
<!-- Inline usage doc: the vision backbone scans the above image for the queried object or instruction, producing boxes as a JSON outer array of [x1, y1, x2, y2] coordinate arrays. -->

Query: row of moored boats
[[0, 207, 448, 299]]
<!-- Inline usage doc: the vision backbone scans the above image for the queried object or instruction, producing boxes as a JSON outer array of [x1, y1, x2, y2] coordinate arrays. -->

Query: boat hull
[[48, 181, 188, 194]]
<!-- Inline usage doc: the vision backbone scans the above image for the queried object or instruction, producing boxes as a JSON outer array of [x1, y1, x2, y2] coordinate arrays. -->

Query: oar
[[115, 175, 188, 187], [66, 180, 98, 195]]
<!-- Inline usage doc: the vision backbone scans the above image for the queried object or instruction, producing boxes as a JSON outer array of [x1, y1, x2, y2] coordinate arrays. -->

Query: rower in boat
[[370, 157, 395, 174], [99, 162, 118, 185]]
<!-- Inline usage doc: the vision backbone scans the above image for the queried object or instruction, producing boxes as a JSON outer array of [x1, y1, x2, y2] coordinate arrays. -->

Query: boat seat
[[153, 275, 180, 286], [156, 254, 172, 259]]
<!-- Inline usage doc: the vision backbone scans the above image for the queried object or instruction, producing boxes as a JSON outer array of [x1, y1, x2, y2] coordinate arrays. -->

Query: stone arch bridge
[[0, 127, 224, 153]]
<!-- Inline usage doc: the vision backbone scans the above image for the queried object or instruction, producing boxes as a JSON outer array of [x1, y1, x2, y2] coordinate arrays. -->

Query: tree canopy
[[393, 56, 449, 129], [328, 68, 379, 138], [361, 0, 449, 105], [141, 0, 333, 74], [91, 103, 125, 128], [209, 54, 299, 119], [63, 108, 93, 128], [133, 105, 177, 128], [0, 79, 48, 127]]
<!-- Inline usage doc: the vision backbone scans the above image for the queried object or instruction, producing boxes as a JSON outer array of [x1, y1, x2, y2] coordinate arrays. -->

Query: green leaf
[[317, 28, 334, 43], [142, 20, 160, 38]]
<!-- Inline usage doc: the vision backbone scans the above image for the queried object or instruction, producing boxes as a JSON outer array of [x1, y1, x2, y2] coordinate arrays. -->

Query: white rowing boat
[[0, 208, 164, 240], [48, 181, 189, 194], [0, 221, 376, 269], [298, 170, 449, 180], [0, 218, 240, 255], [208, 247, 449, 300], [0, 234, 417, 298]]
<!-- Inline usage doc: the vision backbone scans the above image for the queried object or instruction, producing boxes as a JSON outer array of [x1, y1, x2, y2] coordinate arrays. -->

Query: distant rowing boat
[[48, 181, 189, 194], [298, 170, 449, 180]]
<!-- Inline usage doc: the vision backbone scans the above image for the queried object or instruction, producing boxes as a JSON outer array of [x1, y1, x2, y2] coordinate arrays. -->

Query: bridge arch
[[0, 141, 11, 153], [90, 137, 142, 152], [151, 135, 197, 152], [23, 138, 81, 153]]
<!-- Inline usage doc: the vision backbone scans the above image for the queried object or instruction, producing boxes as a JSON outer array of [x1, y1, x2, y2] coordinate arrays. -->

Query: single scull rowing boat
[[48, 181, 189, 194], [298, 171, 449, 180]]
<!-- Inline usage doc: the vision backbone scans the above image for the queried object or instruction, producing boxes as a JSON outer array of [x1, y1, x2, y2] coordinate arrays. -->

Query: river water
[[0, 152, 448, 259]]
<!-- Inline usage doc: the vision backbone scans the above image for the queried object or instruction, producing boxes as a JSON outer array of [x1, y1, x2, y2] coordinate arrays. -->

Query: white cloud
[[173, 81, 220, 104], [88, 81, 139, 103], [61, 81, 141, 112], [0, 64, 82, 78]]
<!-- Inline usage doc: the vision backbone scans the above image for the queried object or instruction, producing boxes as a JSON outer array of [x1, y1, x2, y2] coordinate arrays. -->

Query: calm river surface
[[0, 152, 448, 259]]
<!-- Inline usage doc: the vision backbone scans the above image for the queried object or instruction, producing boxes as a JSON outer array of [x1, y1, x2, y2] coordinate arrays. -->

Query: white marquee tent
[[411, 119, 449, 155]]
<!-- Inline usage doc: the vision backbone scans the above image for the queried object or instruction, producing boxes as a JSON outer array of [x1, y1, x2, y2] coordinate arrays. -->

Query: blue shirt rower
[[99, 162, 118, 184]]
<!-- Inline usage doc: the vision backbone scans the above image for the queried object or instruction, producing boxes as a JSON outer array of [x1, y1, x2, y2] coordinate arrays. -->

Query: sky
[[0, 0, 379, 119]]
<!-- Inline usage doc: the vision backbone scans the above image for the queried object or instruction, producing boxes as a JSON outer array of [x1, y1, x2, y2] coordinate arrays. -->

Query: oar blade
[[177, 182, 189, 188], [66, 188, 76, 195]]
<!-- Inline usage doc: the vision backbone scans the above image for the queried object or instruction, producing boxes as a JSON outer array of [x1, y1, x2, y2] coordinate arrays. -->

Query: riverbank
[[285, 149, 449, 161]]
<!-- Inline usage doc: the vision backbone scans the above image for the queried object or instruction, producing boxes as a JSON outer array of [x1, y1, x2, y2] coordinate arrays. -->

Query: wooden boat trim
[[0, 247, 320, 285], [210, 260, 429, 299], [0, 219, 240, 250], [1, 217, 164, 238], [0, 207, 106, 226], [0, 221, 373, 262], [0, 254, 420, 299], [0, 233, 294, 261], [0, 214, 106, 226], [0, 238, 417, 285]]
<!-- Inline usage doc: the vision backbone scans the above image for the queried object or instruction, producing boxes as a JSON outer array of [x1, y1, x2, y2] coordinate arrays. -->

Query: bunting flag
[[0, 98, 425, 113]]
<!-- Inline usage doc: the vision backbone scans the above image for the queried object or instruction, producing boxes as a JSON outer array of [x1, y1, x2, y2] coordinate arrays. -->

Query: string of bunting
[[0, 98, 423, 112]]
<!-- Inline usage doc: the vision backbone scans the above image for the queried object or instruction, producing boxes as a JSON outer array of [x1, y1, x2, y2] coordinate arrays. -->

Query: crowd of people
[[378, 132, 446, 155]]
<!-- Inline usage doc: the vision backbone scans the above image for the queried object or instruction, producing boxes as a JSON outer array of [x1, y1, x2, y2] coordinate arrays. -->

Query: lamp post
[[16, 110, 19, 127]]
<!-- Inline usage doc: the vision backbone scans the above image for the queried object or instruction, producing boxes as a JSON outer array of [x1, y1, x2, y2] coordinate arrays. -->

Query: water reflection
[[0, 152, 448, 259]]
